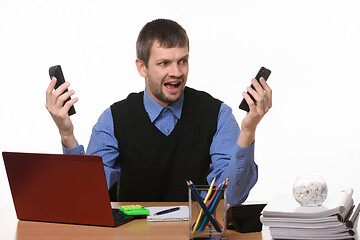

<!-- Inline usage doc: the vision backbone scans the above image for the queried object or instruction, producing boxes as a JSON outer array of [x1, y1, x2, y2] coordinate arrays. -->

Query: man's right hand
[[45, 77, 78, 148]]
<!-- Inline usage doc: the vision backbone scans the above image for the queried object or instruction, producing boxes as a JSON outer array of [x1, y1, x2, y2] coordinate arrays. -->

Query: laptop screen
[[2, 152, 116, 227]]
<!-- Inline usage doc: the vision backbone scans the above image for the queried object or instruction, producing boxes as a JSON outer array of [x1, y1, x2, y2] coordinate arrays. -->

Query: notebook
[[146, 206, 189, 222], [2, 151, 131, 227]]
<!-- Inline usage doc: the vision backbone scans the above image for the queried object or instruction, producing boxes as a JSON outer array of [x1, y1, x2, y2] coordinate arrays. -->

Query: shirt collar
[[143, 88, 184, 122]]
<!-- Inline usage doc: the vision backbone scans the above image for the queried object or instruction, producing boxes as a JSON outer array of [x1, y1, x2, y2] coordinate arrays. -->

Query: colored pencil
[[195, 181, 222, 231], [198, 178, 228, 231], [192, 177, 216, 233]]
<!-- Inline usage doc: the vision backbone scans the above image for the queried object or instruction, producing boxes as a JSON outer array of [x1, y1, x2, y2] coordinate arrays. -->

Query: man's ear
[[135, 58, 147, 77]]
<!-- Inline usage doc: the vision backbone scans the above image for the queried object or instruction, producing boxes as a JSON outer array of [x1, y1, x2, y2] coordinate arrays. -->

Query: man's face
[[137, 41, 189, 107]]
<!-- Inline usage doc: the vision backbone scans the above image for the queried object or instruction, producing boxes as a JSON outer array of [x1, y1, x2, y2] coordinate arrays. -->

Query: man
[[46, 19, 272, 204]]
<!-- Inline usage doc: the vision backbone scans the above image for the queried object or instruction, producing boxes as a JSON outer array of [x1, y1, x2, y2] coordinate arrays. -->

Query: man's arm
[[45, 77, 78, 148], [60, 108, 121, 190], [46, 78, 120, 190], [208, 104, 258, 205], [86, 108, 121, 190], [208, 78, 272, 205]]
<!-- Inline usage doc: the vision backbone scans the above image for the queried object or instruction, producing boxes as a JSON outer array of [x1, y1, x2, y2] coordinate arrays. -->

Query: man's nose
[[169, 63, 182, 78]]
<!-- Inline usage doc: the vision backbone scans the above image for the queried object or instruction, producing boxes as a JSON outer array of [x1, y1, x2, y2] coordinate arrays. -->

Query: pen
[[153, 207, 180, 216]]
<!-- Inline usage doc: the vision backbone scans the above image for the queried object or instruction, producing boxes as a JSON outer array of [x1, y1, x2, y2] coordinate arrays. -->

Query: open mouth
[[164, 82, 181, 88], [164, 81, 181, 93]]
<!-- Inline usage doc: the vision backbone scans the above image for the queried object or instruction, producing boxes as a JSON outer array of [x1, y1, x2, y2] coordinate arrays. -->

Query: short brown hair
[[136, 19, 189, 67]]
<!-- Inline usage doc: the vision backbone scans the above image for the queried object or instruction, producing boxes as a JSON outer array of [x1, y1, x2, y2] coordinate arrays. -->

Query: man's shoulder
[[184, 87, 222, 104], [111, 91, 144, 108], [183, 87, 224, 118]]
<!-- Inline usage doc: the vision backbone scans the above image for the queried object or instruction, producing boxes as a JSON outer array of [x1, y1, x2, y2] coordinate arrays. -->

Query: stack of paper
[[261, 189, 359, 240]]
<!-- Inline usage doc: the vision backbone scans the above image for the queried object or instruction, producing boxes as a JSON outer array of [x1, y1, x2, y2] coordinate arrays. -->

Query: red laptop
[[2, 151, 130, 227]]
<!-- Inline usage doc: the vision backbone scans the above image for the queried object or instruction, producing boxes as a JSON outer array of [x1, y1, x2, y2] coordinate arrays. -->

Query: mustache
[[164, 76, 184, 82]]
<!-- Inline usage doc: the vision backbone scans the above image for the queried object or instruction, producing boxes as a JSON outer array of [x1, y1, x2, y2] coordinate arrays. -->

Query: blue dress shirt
[[63, 89, 258, 205]]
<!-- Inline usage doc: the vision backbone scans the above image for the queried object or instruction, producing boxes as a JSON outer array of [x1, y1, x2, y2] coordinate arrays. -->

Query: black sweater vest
[[110, 87, 222, 201]]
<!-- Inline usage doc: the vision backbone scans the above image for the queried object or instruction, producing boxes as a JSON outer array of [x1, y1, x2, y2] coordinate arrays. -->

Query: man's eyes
[[157, 59, 187, 66]]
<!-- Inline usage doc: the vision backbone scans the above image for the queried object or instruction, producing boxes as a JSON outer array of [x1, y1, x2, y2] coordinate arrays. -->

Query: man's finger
[[259, 77, 270, 92], [46, 77, 57, 110], [259, 77, 272, 108], [53, 81, 70, 98], [247, 85, 261, 103], [242, 91, 256, 112], [55, 90, 76, 110], [46, 77, 57, 95], [251, 78, 266, 96], [61, 97, 79, 114]]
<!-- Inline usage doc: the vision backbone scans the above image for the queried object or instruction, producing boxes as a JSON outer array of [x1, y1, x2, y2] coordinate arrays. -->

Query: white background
[[1, 0, 360, 208]]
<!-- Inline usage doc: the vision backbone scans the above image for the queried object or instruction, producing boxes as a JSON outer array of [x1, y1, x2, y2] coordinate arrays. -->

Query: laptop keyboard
[[112, 209, 135, 226]]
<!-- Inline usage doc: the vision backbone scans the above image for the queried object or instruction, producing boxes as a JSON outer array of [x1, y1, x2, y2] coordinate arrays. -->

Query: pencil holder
[[188, 185, 227, 240]]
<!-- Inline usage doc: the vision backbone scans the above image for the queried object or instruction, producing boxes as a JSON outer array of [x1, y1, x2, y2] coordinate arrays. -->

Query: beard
[[146, 76, 186, 106]]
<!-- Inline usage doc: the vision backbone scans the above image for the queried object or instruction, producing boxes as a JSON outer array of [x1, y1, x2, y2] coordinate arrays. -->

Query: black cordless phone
[[49, 65, 76, 116], [239, 67, 271, 112]]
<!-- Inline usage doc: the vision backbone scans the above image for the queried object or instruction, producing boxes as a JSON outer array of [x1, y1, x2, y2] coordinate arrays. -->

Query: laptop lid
[[2, 151, 116, 227]]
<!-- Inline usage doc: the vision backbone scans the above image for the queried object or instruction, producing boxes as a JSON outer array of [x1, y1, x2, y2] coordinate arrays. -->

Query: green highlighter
[[119, 205, 150, 216]]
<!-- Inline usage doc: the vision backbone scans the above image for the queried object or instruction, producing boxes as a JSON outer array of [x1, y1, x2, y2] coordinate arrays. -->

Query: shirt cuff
[[62, 142, 85, 155], [234, 141, 255, 168]]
